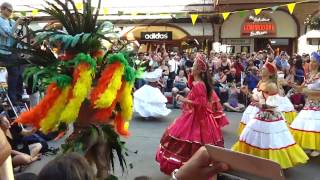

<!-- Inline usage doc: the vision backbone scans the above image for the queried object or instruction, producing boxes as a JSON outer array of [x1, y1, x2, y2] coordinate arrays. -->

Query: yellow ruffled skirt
[[290, 128, 320, 151], [237, 122, 246, 136], [232, 141, 309, 169], [283, 111, 297, 125]]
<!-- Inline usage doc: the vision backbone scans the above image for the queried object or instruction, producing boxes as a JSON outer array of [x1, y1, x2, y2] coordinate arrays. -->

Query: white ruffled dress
[[134, 68, 171, 118]]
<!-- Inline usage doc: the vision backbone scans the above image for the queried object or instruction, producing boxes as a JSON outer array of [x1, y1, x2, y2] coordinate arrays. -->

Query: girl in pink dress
[[156, 53, 229, 175]]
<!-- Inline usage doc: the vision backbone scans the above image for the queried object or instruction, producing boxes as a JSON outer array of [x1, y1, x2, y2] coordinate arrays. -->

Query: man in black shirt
[[226, 68, 241, 85]]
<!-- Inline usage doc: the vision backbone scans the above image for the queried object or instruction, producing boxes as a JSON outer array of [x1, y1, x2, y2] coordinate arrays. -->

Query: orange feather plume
[[15, 83, 62, 128], [90, 62, 121, 103], [115, 113, 130, 137], [93, 79, 125, 122]]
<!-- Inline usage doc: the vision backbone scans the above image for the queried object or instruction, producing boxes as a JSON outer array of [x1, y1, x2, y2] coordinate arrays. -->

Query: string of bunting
[[17, 0, 314, 25], [217, 0, 313, 21]]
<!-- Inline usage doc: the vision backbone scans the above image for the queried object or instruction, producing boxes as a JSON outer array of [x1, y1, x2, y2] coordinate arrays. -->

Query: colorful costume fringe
[[60, 63, 94, 124], [16, 83, 62, 128], [17, 49, 136, 139]]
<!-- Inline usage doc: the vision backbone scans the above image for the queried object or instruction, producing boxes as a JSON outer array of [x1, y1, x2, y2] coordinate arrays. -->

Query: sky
[[2, 0, 214, 14]]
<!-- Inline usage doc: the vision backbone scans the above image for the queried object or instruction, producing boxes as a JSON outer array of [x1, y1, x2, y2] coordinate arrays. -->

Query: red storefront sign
[[241, 15, 276, 37]]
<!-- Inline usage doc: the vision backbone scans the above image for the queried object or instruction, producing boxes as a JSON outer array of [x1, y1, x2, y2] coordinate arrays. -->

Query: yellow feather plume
[[119, 82, 134, 121], [40, 86, 71, 134], [60, 68, 94, 124], [95, 64, 124, 108]]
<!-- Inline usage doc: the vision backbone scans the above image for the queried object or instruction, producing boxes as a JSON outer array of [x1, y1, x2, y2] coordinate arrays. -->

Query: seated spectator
[[243, 67, 260, 91], [172, 69, 190, 108], [214, 68, 228, 103], [245, 59, 255, 73], [2, 116, 44, 167], [160, 60, 169, 91], [185, 53, 194, 70], [254, 51, 264, 68], [219, 53, 231, 74], [232, 55, 244, 82], [294, 55, 305, 84], [226, 68, 241, 85], [38, 152, 95, 180], [288, 86, 305, 112], [223, 84, 245, 112]]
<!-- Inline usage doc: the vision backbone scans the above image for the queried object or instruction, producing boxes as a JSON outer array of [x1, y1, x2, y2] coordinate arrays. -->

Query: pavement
[[23, 110, 320, 180]]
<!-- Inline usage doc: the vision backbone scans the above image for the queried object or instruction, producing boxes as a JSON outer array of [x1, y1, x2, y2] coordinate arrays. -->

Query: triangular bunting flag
[[287, 3, 296, 14], [239, 11, 246, 18], [222, 12, 230, 20], [190, 14, 199, 26], [75, 2, 83, 10], [254, 8, 262, 15], [271, 6, 279, 12], [103, 8, 108, 15], [31, 9, 39, 16]]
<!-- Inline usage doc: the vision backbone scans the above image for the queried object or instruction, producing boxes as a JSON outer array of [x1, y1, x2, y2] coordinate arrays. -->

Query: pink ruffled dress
[[156, 81, 228, 175]]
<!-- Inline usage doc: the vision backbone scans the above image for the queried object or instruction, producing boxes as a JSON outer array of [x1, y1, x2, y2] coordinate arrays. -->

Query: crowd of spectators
[[134, 44, 312, 113]]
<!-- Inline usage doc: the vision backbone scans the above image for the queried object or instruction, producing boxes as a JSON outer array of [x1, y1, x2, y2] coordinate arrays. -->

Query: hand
[[16, 17, 25, 25], [31, 128, 37, 134], [176, 95, 181, 102], [175, 147, 229, 180], [0, 116, 10, 130]]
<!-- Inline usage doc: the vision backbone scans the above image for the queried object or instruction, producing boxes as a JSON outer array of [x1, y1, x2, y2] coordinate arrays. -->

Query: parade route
[[24, 110, 320, 180]]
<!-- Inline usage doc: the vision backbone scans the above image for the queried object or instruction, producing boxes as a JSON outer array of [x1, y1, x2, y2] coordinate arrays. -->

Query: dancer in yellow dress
[[290, 52, 320, 157], [238, 71, 297, 135], [232, 62, 308, 169]]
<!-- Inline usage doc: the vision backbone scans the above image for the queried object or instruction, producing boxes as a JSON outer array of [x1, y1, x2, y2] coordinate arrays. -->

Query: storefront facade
[[119, 23, 213, 52], [220, 11, 298, 54], [213, 0, 319, 55]]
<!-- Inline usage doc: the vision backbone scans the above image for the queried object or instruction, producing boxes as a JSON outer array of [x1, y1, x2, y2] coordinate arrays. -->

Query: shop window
[[226, 46, 235, 54], [270, 39, 289, 45], [307, 38, 320, 45], [241, 46, 250, 53]]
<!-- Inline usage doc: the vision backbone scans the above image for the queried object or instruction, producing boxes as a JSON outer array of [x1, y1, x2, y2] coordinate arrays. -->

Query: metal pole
[[0, 85, 18, 118]]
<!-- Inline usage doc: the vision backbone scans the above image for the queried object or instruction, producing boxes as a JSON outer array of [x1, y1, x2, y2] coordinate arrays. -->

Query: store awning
[[122, 25, 190, 41], [305, 30, 320, 38]]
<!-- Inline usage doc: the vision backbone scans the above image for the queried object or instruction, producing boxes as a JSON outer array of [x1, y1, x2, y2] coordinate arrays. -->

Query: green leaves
[[62, 124, 128, 175]]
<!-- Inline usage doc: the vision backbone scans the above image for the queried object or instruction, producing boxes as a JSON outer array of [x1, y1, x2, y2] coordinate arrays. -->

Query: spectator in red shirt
[[232, 55, 244, 82]]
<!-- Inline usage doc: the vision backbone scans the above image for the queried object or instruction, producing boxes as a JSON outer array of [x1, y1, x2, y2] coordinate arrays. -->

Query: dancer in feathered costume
[[12, 0, 139, 178], [290, 52, 320, 157], [232, 62, 308, 169], [156, 53, 228, 175]]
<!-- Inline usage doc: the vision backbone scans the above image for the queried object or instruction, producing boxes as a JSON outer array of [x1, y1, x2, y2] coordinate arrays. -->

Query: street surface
[[25, 110, 320, 180]]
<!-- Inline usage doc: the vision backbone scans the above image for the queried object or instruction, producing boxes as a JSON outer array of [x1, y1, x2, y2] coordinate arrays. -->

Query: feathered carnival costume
[[8, 0, 141, 179]]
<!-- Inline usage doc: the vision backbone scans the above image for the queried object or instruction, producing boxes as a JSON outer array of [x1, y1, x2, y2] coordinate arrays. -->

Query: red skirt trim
[[238, 140, 296, 150], [290, 127, 320, 134]]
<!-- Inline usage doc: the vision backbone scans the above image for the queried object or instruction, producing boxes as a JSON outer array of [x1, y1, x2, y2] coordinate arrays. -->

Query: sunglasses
[[5, 7, 12, 13]]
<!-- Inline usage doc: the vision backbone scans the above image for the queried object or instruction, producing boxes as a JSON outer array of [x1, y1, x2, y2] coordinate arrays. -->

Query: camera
[[21, 17, 32, 24]]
